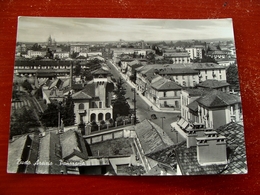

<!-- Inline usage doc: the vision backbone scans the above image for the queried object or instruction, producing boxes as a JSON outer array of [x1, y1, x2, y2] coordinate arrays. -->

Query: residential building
[[163, 52, 191, 64], [27, 50, 46, 58], [197, 79, 230, 93], [158, 67, 199, 87], [193, 62, 227, 82], [126, 60, 143, 79], [70, 44, 89, 54], [147, 76, 182, 110], [181, 88, 211, 123], [196, 90, 242, 129], [208, 50, 227, 59], [53, 52, 70, 59], [216, 58, 236, 66], [72, 68, 113, 126], [185, 46, 204, 60]]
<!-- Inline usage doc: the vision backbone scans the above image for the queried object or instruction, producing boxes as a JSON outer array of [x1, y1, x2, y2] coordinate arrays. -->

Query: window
[[99, 102, 102, 108], [78, 103, 84, 110], [183, 81, 186, 86], [205, 70, 207, 74], [219, 69, 221, 73], [176, 76, 178, 80], [220, 75, 222, 79], [92, 102, 95, 108], [205, 76, 208, 80], [164, 92, 167, 97]]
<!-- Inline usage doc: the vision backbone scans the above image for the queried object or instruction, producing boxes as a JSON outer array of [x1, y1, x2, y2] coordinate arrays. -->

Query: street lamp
[[161, 116, 166, 130], [131, 88, 137, 125]]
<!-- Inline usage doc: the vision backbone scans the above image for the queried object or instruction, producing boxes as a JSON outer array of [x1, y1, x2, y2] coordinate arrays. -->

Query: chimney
[[196, 131, 227, 165], [70, 61, 73, 88], [186, 123, 207, 148]]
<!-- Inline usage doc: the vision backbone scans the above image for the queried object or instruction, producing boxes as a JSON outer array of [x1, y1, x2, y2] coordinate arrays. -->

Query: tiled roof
[[197, 79, 230, 89], [135, 119, 174, 155], [60, 130, 88, 160], [182, 88, 213, 97], [92, 68, 110, 75], [82, 82, 96, 97], [217, 122, 247, 174], [49, 78, 63, 90], [151, 79, 181, 91], [176, 144, 226, 175], [164, 52, 190, 57], [196, 90, 241, 108], [72, 91, 92, 100], [7, 135, 30, 173], [193, 63, 225, 70], [158, 68, 198, 75], [176, 122, 247, 175], [187, 100, 199, 112]]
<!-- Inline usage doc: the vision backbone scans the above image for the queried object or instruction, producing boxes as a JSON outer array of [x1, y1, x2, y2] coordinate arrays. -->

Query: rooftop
[[151, 78, 181, 91], [135, 119, 174, 155], [197, 79, 230, 89], [193, 62, 226, 70], [196, 89, 241, 108]]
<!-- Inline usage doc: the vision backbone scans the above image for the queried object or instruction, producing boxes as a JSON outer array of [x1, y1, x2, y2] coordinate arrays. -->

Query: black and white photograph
[[7, 17, 247, 175]]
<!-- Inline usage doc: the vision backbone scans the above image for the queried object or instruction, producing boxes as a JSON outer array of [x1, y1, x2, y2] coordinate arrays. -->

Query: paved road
[[106, 60, 180, 142]]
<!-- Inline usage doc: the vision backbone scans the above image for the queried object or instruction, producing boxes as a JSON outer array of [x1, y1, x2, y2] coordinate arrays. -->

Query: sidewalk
[[109, 60, 180, 114]]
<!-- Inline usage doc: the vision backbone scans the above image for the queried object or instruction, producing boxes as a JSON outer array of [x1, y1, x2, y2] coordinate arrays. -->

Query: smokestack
[[70, 61, 73, 88]]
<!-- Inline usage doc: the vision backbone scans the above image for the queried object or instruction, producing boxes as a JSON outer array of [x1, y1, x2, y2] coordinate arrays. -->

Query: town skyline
[[17, 17, 235, 43]]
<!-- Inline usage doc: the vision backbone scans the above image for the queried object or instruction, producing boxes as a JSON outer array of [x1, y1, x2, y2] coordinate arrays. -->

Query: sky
[[17, 17, 235, 43]]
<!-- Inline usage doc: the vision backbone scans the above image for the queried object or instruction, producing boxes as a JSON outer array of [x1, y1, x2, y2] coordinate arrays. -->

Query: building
[[7, 129, 113, 175], [70, 44, 89, 54], [196, 90, 242, 129], [158, 67, 199, 87], [185, 46, 204, 60], [53, 52, 70, 59], [163, 52, 191, 64], [181, 88, 212, 123], [168, 122, 247, 175], [72, 68, 113, 127], [147, 76, 182, 110], [193, 62, 227, 82], [126, 60, 143, 79], [27, 50, 46, 58], [216, 58, 236, 66], [133, 119, 175, 174], [197, 79, 230, 93], [208, 50, 227, 59]]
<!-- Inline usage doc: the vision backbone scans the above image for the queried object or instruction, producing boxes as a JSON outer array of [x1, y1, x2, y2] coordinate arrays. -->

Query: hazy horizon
[[17, 17, 235, 43]]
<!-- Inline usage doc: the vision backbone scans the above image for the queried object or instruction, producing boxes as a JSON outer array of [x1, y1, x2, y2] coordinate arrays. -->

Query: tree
[[74, 64, 82, 76], [226, 64, 240, 91], [40, 102, 59, 127], [22, 80, 33, 93], [10, 107, 40, 138], [112, 78, 130, 119], [62, 92, 75, 126], [71, 52, 79, 59], [31, 43, 42, 51]]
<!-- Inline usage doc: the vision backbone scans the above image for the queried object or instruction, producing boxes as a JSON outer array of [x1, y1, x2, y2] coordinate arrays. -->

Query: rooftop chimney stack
[[196, 131, 227, 166]]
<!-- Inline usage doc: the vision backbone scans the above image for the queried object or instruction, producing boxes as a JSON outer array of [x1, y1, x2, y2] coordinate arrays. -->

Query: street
[[106, 60, 181, 143]]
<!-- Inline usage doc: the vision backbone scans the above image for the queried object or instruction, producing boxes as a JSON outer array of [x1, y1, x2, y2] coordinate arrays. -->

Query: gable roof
[[196, 90, 241, 108], [197, 79, 230, 89], [187, 100, 199, 112], [72, 91, 92, 100], [60, 130, 88, 160], [151, 78, 181, 91], [92, 68, 110, 75], [134, 119, 174, 155]]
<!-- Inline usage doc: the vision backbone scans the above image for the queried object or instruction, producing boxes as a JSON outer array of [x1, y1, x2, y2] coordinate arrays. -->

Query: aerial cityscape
[[7, 17, 247, 175]]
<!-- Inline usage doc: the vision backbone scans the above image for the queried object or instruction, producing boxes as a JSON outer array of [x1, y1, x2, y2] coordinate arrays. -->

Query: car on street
[[151, 114, 157, 120]]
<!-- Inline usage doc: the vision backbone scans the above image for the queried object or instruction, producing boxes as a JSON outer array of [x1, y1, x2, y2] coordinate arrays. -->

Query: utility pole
[[131, 88, 137, 125]]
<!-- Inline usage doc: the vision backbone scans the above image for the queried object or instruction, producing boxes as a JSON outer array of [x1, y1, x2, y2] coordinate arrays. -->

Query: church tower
[[47, 35, 52, 46]]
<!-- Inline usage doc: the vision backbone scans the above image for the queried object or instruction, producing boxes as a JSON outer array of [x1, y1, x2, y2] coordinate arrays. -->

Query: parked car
[[151, 114, 157, 120]]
